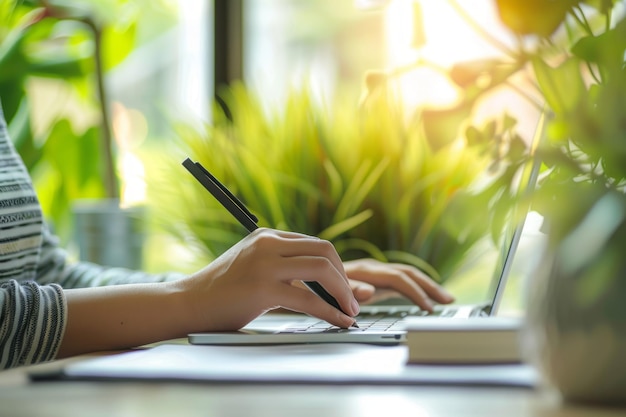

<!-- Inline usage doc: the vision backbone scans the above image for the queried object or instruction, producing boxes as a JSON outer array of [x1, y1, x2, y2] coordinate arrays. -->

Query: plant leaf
[[422, 101, 473, 151], [532, 57, 586, 114], [318, 209, 373, 241]]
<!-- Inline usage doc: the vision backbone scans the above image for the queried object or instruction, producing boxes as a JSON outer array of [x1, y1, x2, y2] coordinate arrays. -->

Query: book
[[404, 316, 523, 364]]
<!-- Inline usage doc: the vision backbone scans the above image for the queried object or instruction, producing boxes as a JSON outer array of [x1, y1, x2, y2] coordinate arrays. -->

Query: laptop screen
[[462, 111, 546, 314], [485, 112, 546, 314]]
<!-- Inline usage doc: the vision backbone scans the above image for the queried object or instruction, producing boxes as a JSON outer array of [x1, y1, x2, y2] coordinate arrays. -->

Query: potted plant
[[149, 81, 526, 300], [362, 0, 626, 403], [505, 1, 626, 404], [0, 0, 145, 269]]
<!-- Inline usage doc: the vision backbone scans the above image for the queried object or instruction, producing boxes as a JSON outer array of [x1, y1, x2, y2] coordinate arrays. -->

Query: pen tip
[[351, 321, 360, 329]]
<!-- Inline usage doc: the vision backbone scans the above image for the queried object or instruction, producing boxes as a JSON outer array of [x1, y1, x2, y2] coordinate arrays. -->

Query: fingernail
[[340, 316, 355, 329], [441, 289, 455, 302]]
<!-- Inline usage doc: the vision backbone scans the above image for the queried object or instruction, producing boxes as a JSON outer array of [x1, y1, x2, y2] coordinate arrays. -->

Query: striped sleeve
[[36, 225, 185, 288], [0, 280, 66, 369], [0, 99, 183, 370]]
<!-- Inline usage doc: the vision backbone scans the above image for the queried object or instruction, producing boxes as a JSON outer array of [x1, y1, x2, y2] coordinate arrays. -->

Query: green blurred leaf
[[322, 158, 343, 206], [532, 57, 586, 115], [7, 97, 40, 168], [0, 79, 25, 123], [334, 238, 387, 262], [29, 55, 86, 78], [582, 0, 617, 13], [422, 101, 472, 151], [449, 58, 507, 89], [571, 18, 626, 70], [0, 29, 30, 82], [508, 134, 527, 161], [319, 209, 373, 242], [43, 119, 103, 193], [35, 119, 104, 238], [101, 21, 136, 70], [334, 157, 388, 223]]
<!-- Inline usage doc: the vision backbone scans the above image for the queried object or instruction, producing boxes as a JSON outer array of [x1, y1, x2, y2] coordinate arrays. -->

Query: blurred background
[[0, 0, 550, 313]]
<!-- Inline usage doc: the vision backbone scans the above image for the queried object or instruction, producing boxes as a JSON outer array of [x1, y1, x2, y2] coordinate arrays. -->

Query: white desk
[[1, 352, 624, 417]]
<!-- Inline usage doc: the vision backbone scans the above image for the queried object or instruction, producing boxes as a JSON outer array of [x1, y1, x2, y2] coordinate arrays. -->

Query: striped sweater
[[0, 105, 181, 370]]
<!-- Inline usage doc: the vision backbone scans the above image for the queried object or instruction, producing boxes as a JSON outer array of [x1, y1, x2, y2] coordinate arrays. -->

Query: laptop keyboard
[[279, 305, 461, 334]]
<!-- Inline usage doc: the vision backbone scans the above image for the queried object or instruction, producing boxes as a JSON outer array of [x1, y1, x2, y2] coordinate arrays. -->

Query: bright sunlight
[[383, 0, 539, 139]]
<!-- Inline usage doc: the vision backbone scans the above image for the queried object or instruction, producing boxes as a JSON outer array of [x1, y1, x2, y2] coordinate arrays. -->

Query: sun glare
[[112, 102, 148, 208], [383, 0, 541, 140], [384, 0, 512, 109]]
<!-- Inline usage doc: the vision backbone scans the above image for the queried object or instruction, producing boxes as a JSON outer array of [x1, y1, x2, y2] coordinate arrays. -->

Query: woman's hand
[[178, 228, 360, 332], [59, 229, 358, 358], [343, 258, 455, 312]]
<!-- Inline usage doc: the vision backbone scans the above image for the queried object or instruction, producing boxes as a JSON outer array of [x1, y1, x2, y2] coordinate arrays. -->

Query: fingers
[[386, 263, 455, 304], [349, 280, 376, 302], [273, 284, 357, 329], [245, 228, 358, 319], [344, 259, 454, 312], [273, 256, 359, 317], [194, 227, 458, 333], [372, 271, 435, 312], [262, 229, 348, 281]]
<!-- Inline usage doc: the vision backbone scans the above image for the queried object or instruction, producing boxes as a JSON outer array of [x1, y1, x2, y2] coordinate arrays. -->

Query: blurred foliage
[[150, 83, 527, 283], [498, 3, 626, 387], [500, 0, 626, 244], [0, 0, 176, 241], [369, 0, 626, 244], [478, 0, 626, 311]]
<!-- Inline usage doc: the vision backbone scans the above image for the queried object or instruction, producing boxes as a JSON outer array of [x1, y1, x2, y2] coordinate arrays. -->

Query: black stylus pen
[[182, 158, 359, 328]]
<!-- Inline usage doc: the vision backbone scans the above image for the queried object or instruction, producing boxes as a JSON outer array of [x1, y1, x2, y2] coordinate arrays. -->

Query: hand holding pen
[[182, 158, 360, 328]]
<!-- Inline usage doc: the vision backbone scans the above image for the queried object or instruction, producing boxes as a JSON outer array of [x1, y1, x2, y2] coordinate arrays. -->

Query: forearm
[[57, 281, 195, 358]]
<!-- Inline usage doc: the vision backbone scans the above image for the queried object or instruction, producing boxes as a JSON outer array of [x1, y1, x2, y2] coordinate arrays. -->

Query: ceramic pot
[[524, 192, 626, 405], [72, 199, 145, 270]]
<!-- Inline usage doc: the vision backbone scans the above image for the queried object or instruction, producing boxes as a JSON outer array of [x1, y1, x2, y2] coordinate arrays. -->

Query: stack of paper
[[57, 343, 537, 387]]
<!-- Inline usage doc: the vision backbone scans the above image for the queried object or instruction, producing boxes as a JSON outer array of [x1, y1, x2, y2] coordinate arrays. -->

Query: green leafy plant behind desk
[[2, 0, 176, 243], [0, 1, 137, 241], [154, 83, 526, 284], [473, 0, 626, 404]]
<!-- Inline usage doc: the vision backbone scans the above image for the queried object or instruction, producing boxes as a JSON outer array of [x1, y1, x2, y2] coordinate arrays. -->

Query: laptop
[[187, 112, 546, 346]]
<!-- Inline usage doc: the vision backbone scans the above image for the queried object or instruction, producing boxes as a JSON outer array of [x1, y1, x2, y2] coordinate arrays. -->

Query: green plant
[[1, 1, 120, 240], [0, 0, 174, 242], [526, 2, 626, 240], [460, 0, 625, 242], [366, 0, 626, 256], [476, 0, 626, 403], [150, 82, 526, 284], [412, 0, 625, 234]]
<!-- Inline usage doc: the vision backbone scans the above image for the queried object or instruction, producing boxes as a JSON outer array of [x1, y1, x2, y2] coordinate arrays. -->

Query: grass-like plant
[[150, 82, 526, 284]]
